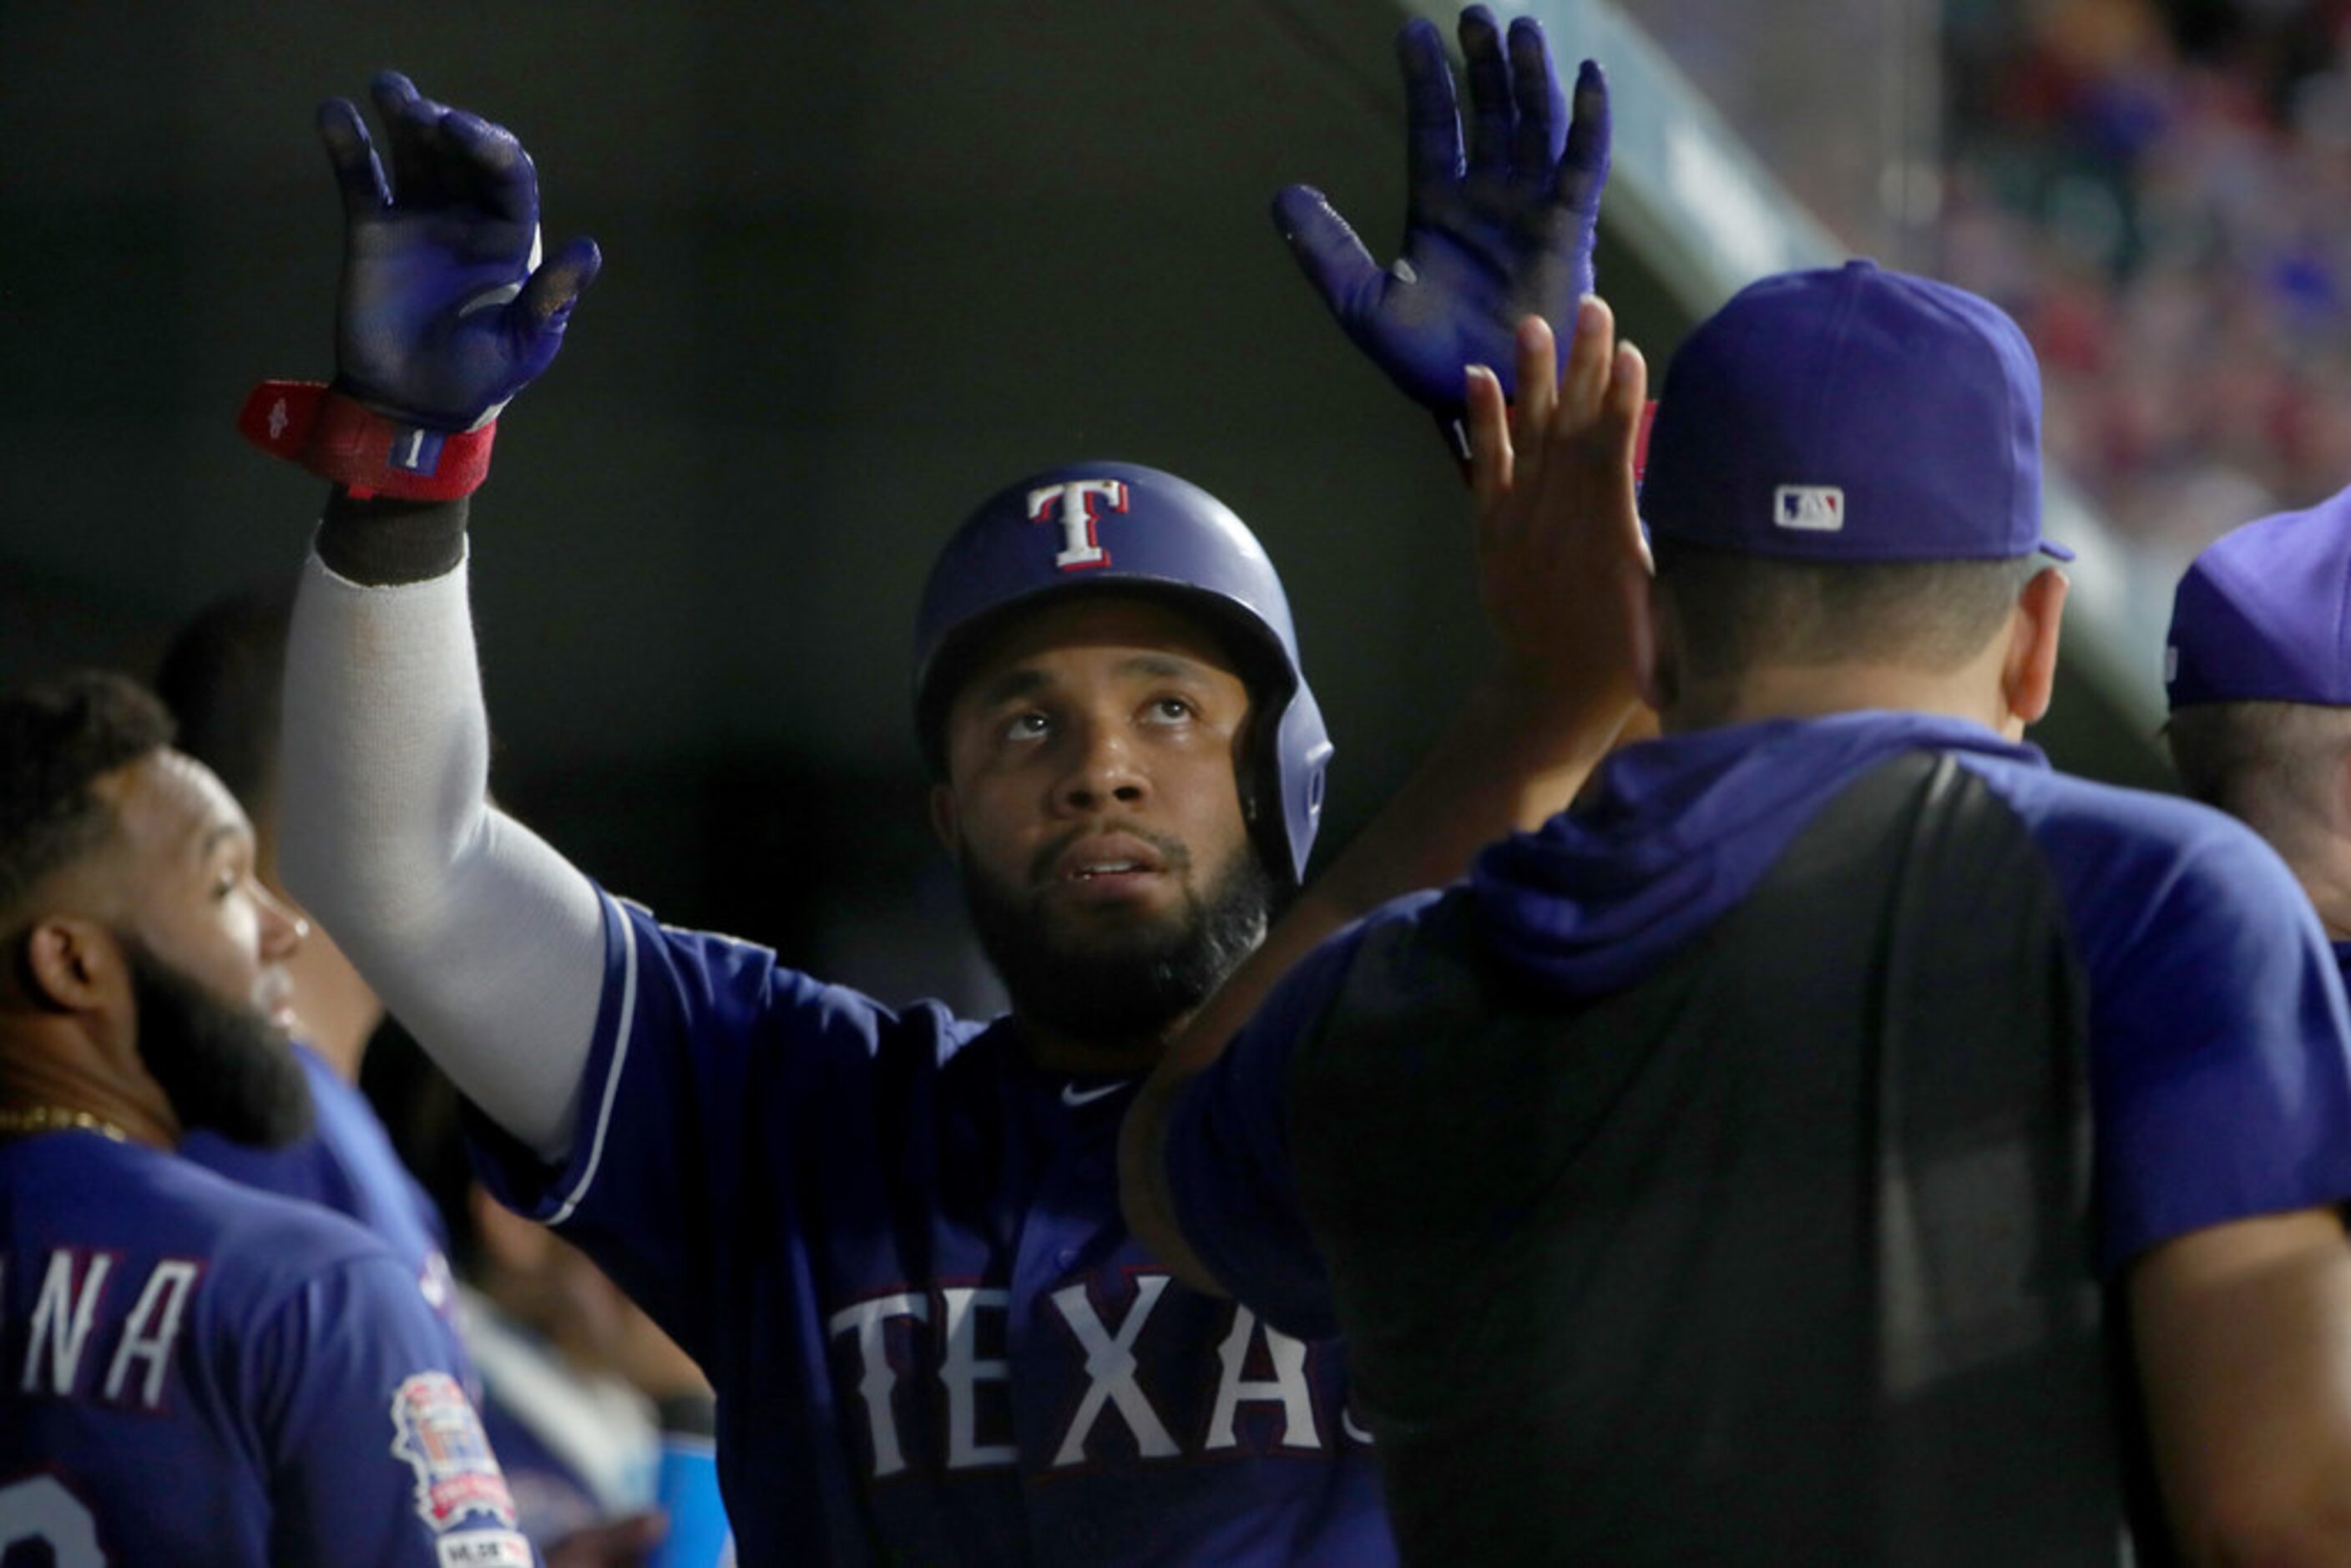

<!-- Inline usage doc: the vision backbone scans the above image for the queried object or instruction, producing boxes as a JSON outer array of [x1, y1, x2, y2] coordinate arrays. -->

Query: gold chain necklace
[[0, 1105, 129, 1143]]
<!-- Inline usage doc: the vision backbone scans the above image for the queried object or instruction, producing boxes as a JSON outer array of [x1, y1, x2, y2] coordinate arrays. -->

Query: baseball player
[[155, 589, 715, 1565], [157, 590, 470, 1361], [1126, 261, 2351, 1564], [0, 671, 535, 1566], [253, 10, 1641, 1565], [2164, 490, 2351, 985]]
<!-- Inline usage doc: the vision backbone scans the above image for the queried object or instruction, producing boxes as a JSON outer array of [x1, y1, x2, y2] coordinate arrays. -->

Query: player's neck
[[2285, 843, 2351, 943], [0, 1019, 179, 1150], [1663, 661, 2016, 738], [1012, 1009, 1187, 1078]]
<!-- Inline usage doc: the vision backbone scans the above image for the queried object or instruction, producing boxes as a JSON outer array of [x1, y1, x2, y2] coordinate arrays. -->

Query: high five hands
[[1277, 7, 1610, 453], [1466, 299, 1650, 719], [317, 71, 600, 432]]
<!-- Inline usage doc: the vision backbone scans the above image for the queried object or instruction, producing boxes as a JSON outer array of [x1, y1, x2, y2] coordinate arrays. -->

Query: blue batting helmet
[[913, 461, 1332, 888]]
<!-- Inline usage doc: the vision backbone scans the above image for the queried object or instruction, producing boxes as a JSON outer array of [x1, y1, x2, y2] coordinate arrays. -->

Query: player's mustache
[[1026, 824, 1191, 887]]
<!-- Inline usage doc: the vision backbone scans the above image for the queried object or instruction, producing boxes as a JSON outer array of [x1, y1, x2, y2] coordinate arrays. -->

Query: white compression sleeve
[[280, 548, 604, 1164]]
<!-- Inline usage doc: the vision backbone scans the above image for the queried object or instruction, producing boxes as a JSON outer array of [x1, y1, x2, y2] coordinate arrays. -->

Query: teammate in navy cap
[[0, 671, 535, 1565], [251, 13, 1646, 1565], [1128, 260, 2351, 1563], [2165, 492, 2351, 986]]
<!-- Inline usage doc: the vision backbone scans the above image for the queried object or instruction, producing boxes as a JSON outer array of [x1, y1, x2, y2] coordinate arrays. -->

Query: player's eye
[[1145, 695, 1196, 724], [1001, 710, 1053, 743], [211, 871, 240, 901]]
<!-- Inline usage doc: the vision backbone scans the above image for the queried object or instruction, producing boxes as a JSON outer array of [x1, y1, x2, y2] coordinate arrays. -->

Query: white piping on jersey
[[549, 898, 640, 1227]]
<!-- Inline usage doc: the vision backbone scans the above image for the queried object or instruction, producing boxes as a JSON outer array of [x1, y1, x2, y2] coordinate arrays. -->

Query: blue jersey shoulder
[[2, 1134, 528, 1566], [9, 1130, 397, 1288], [1952, 754, 2351, 1272], [180, 1043, 461, 1338]]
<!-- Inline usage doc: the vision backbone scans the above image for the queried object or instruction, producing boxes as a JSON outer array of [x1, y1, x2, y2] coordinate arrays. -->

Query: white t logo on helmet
[[1028, 480, 1129, 571]]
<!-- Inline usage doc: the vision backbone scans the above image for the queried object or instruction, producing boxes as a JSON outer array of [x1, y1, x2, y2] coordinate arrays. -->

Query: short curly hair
[[0, 670, 175, 927]]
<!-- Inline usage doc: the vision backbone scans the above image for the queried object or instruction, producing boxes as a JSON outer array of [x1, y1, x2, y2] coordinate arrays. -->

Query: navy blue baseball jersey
[[1163, 711, 2351, 1563], [183, 1040, 464, 1363], [0, 1128, 533, 1565], [470, 895, 1393, 1566]]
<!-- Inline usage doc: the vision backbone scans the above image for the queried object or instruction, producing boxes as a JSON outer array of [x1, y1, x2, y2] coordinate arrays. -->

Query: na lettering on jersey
[[389, 1372, 518, 1533], [4, 1247, 206, 1413], [1029, 480, 1129, 571]]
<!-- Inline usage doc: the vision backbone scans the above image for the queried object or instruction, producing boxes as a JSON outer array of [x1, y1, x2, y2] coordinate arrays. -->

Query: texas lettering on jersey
[[479, 893, 1399, 1563], [826, 1270, 1371, 1480]]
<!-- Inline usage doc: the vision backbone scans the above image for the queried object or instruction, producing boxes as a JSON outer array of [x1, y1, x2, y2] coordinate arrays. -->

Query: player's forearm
[[1176, 660, 1624, 1076], [281, 495, 601, 1161], [1122, 661, 1631, 1287], [2131, 1209, 2351, 1566], [1324, 660, 1630, 918]]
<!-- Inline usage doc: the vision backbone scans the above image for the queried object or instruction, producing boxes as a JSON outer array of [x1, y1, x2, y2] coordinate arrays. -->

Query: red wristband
[[237, 381, 495, 501]]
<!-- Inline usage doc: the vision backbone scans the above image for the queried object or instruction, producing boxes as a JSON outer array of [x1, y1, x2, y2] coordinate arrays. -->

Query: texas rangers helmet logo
[[1029, 479, 1129, 570], [1774, 484, 1844, 532], [387, 1372, 518, 1533]]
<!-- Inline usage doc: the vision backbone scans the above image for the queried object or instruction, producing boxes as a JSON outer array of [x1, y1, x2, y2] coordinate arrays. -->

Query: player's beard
[[124, 938, 313, 1149], [960, 833, 1276, 1048]]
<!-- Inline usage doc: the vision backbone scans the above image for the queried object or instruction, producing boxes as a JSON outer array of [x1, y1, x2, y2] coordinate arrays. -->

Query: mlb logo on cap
[[1775, 486, 1844, 532]]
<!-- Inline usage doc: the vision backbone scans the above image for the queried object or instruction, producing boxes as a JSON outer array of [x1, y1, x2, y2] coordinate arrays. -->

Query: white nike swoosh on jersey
[[1061, 1081, 1132, 1108]]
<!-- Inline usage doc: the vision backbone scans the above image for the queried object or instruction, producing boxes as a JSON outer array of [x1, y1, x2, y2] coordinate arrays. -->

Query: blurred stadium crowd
[[1947, 0, 2351, 553], [1632, 0, 2351, 558]]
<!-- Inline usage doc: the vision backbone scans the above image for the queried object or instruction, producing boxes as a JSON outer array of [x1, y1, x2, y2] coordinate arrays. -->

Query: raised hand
[[317, 71, 600, 430], [1276, 8, 1609, 451], [1464, 298, 1648, 711]]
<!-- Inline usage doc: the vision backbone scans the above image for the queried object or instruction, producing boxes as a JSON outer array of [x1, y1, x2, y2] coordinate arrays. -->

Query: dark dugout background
[[0, 1, 2164, 1017]]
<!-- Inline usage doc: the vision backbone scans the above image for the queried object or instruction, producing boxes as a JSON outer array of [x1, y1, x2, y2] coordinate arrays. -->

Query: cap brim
[[2038, 539, 2076, 563]]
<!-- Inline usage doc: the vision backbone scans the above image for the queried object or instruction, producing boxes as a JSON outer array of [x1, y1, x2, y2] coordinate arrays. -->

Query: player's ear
[[15, 916, 121, 1014], [2000, 565, 2068, 731], [928, 782, 963, 857]]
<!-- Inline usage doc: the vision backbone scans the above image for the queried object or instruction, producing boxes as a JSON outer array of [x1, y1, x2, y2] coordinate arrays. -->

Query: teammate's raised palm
[[1277, 7, 1609, 438], [1464, 298, 1648, 716], [318, 71, 600, 431]]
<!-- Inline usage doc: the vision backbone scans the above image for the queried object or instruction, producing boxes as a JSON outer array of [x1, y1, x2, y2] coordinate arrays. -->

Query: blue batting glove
[[1275, 9, 1609, 448], [316, 71, 600, 431]]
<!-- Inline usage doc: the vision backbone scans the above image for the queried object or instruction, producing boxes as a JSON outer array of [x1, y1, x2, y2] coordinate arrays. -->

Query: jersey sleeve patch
[[388, 1372, 518, 1534], [437, 1528, 535, 1565]]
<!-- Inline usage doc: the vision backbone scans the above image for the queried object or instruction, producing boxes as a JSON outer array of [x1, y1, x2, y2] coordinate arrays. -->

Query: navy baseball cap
[[2166, 488, 2351, 709], [1642, 260, 2072, 563]]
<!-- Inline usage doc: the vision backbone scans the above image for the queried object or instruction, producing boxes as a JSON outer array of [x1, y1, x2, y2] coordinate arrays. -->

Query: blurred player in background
[[155, 587, 729, 1567], [463, 1181, 731, 1562], [248, 8, 1645, 1562], [2164, 492, 2351, 985], [158, 588, 471, 1363], [1128, 261, 2351, 1564], [0, 670, 534, 1565]]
